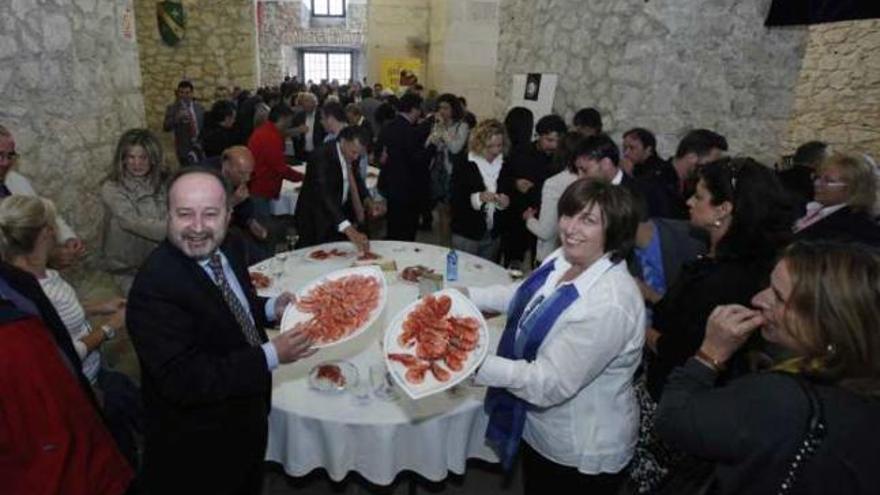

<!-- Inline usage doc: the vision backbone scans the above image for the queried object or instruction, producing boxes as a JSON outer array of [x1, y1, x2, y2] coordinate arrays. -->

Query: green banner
[[157, 1, 186, 46]]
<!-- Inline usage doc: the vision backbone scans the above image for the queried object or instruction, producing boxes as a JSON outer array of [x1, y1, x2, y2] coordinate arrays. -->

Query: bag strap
[[777, 374, 826, 495]]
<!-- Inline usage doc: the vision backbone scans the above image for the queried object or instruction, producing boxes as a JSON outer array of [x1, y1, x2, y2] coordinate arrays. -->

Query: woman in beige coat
[[100, 129, 168, 293]]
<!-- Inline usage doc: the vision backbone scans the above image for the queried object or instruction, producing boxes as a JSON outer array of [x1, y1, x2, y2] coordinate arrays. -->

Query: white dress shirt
[[526, 170, 579, 262], [198, 250, 281, 370], [470, 249, 645, 474], [305, 112, 316, 152]]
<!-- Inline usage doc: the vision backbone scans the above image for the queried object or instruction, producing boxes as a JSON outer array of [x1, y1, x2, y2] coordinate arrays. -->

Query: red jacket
[[0, 316, 133, 495], [247, 121, 303, 199]]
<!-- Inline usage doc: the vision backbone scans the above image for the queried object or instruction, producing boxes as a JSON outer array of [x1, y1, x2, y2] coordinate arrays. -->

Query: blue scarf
[[484, 259, 580, 469]]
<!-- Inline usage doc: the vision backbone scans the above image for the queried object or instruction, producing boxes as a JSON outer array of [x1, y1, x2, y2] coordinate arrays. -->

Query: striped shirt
[[39, 269, 100, 383]]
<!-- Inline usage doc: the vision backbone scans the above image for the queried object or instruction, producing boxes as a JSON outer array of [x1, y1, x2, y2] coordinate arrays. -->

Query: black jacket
[[778, 165, 815, 217], [127, 237, 271, 494], [294, 140, 370, 247], [376, 114, 430, 205], [657, 360, 880, 494], [793, 206, 880, 246], [451, 159, 506, 241]]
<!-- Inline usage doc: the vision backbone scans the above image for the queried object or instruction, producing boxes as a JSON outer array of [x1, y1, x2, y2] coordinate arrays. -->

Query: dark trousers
[[385, 198, 420, 241], [521, 443, 626, 495]]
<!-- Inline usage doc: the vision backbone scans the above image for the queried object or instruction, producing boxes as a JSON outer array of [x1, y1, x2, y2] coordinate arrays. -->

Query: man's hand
[[344, 225, 369, 253], [515, 178, 534, 194], [231, 183, 249, 206], [273, 291, 296, 321], [248, 219, 268, 240], [366, 199, 387, 219], [48, 238, 86, 269], [271, 329, 317, 365]]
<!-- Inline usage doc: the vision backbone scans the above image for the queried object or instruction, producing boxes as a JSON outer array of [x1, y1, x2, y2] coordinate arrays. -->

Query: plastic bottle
[[446, 248, 458, 283]]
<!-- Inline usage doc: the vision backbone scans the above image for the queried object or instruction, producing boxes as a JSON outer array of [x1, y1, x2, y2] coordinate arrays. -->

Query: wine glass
[[370, 363, 398, 401]]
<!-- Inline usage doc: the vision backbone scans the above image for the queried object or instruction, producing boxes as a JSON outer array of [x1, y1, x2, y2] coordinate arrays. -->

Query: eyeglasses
[[812, 176, 847, 188], [0, 151, 18, 161]]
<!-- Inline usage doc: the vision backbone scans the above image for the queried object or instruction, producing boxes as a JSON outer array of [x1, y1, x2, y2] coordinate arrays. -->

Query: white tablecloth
[[251, 241, 510, 484], [269, 165, 381, 216]]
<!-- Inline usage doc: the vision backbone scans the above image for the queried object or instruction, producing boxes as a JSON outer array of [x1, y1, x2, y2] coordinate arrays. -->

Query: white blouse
[[526, 170, 579, 262], [470, 249, 645, 474]]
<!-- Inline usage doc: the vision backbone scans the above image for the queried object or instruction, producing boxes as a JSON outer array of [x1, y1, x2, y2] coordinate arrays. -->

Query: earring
[[826, 343, 836, 355], [712, 218, 723, 228]]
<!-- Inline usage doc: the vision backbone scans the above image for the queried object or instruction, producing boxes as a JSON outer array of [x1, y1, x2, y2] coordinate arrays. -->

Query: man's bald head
[[166, 168, 231, 260], [221, 146, 255, 187]]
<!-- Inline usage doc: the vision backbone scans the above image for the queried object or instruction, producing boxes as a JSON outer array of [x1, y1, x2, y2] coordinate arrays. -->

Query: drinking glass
[[370, 363, 398, 401]]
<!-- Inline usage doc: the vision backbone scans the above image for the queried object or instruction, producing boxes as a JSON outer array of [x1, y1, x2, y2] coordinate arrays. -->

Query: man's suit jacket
[[294, 141, 369, 248], [127, 237, 272, 494], [376, 114, 429, 206], [292, 109, 325, 161], [163, 100, 206, 165], [778, 165, 815, 217]]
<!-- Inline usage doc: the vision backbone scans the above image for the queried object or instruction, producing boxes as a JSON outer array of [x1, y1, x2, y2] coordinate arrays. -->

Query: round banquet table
[[250, 240, 511, 485]]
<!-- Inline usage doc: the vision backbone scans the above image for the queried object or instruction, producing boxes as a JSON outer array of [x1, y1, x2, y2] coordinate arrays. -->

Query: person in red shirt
[[0, 305, 134, 495], [247, 103, 304, 221]]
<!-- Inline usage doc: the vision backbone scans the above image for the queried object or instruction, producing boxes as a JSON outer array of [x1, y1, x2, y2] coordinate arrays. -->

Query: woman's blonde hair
[[0, 195, 57, 259], [782, 241, 880, 396], [819, 153, 876, 212], [468, 119, 508, 158], [107, 128, 166, 192]]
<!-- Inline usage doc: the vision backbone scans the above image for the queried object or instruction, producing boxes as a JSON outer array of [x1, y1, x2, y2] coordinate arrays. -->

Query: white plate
[[280, 265, 387, 349], [383, 289, 489, 400], [303, 241, 356, 263], [308, 360, 359, 394]]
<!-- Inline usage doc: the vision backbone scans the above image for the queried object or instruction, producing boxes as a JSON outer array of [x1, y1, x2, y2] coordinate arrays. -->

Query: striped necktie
[[208, 253, 262, 346]]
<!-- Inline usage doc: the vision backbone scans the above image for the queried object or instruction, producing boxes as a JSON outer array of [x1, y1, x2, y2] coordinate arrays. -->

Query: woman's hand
[[636, 279, 662, 304], [700, 304, 765, 365], [479, 191, 497, 204], [646, 327, 662, 354], [87, 297, 127, 316], [522, 207, 536, 221], [494, 193, 510, 209]]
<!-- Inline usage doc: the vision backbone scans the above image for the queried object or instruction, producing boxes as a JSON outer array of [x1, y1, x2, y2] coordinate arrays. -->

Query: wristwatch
[[100, 324, 116, 340]]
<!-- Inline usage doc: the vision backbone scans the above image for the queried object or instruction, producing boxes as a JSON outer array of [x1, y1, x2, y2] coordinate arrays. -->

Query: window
[[311, 0, 345, 17], [302, 51, 352, 83]]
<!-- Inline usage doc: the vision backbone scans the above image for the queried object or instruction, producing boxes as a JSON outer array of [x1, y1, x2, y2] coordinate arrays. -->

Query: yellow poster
[[380, 58, 423, 93]]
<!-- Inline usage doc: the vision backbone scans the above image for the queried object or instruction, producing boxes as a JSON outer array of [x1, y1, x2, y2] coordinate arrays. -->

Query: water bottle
[[446, 248, 459, 283]]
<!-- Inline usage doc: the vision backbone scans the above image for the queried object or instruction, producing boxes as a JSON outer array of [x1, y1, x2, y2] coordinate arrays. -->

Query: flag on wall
[[157, 1, 186, 46]]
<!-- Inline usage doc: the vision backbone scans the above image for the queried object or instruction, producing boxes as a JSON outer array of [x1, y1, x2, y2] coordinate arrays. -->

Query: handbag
[[653, 373, 826, 495]]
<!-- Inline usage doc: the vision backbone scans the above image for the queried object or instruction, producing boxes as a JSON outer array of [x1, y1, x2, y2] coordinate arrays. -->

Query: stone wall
[[0, 0, 145, 252], [784, 19, 880, 159], [134, 0, 258, 144], [366, 0, 430, 86], [495, 0, 809, 164], [427, 0, 500, 119], [257, 0, 367, 86]]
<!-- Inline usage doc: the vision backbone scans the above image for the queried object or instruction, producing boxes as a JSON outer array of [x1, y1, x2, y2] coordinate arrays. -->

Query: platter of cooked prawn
[[384, 289, 489, 399], [280, 266, 387, 348]]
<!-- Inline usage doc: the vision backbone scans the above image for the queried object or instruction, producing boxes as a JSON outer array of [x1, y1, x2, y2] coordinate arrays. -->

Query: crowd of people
[[2, 73, 880, 495]]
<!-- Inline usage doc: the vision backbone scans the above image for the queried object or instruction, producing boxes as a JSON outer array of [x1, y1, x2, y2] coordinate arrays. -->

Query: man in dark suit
[[376, 92, 427, 241], [778, 140, 827, 217], [220, 146, 272, 264], [127, 167, 316, 495], [291, 92, 325, 161], [294, 126, 374, 252], [163, 80, 206, 167]]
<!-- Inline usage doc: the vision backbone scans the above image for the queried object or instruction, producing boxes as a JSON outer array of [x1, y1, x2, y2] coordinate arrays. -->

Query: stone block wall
[[258, 0, 367, 86], [134, 0, 258, 142], [0, 0, 145, 253], [495, 0, 809, 164], [784, 19, 880, 160], [366, 0, 430, 86]]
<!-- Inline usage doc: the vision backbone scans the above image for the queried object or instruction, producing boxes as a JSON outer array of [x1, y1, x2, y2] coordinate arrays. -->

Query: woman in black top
[[646, 158, 796, 401], [656, 241, 880, 494], [450, 119, 510, 260]]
